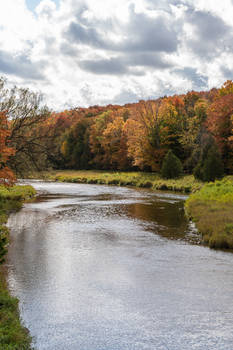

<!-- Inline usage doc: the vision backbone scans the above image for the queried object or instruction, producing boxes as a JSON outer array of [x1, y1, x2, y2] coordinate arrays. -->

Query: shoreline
[[185, 179, 233, 250], [27, 170, 204, 193], [0, 185, 36, 350], [28, 171, 233, 251]]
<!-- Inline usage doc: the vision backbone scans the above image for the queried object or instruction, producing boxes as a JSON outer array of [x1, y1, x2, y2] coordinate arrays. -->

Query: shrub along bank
[[0, 184, 36, 350], [185, 179, 233, 249]]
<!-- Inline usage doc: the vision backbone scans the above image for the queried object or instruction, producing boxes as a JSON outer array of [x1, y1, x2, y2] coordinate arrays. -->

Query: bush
[[0, 225, 9, 264], [161, 150, 183, 179]]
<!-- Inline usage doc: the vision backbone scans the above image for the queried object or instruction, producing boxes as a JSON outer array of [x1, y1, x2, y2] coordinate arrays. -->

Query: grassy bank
[[0, 184, 36, 350], [0, 268, 33, 350], [0, 185, 36, 202], [31, 170, 204, 193], [185, 179, 233, 249]]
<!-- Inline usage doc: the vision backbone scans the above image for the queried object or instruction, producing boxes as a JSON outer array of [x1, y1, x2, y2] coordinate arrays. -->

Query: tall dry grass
[[185, 179, 233, 249]]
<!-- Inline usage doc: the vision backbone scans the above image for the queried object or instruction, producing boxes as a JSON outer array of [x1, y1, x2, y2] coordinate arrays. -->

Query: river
[[6, 181, 233, 350]]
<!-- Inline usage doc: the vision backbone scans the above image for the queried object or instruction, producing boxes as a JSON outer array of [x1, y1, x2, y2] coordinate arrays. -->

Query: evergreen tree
[[62, 118, 92, 169], [193, 161, 203, 181], [161, 150, 183, 179], [202, 146, 224, 182], [194, 140, 224, 182]]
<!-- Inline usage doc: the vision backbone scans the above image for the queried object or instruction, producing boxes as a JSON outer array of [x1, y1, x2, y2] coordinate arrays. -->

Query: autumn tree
[[0, 111, 15, 185], [0, 111, 15, 265], [125, 99, 168, 171], [219, 80, 233, 97], [206, 87, 233, 173], [184, 91, 200, 118], [89, 111, 113, 168], [101, 110, 131, 170], [158, 96, 185, 159], [0, 78, 50, 175], [39, 110, 79, 170], [179, 98, 209, 172]]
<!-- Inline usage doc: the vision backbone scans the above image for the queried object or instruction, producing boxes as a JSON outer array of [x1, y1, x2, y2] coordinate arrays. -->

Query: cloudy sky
[[0, 0, 233, 110]]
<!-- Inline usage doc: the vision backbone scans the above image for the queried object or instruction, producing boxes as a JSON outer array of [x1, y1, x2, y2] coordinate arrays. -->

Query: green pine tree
[[161, 150, 183, 179], [202, 146, 224, 182]]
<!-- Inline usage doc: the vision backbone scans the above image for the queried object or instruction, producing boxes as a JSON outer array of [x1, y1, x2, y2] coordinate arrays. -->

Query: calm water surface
[[6, 181, 233, 350]]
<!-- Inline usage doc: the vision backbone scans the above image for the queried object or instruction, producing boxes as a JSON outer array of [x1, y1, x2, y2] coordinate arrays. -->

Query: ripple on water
[[6, 181, 233, 350]]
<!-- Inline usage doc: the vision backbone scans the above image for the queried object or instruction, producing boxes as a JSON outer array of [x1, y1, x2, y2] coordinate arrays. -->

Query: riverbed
[[6, 181, 233, 350]]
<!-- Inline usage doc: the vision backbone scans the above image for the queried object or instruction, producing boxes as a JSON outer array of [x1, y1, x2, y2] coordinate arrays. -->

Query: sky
[[25, 0, 59, 12], [0, 0, 233, 111]]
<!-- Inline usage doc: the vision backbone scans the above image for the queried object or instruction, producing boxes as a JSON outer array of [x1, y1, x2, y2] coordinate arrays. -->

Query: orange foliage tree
[[101, 109, 131, 170], [0, 112, 15, 185], [89, 111, 113, 168], [125, 98, 182, 171], [206, 91, 233, 172]]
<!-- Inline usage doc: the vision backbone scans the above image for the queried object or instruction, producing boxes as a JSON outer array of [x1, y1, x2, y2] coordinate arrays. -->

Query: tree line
[[0, 78, 233, 183]]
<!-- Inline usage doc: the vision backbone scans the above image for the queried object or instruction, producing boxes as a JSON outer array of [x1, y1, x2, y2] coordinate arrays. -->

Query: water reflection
[[6, 182, 233, 350], [125, 200, 191, 241]]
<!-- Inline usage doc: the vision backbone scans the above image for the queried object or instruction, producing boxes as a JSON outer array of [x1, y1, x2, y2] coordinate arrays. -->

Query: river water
[[6, 181, 233, 350]]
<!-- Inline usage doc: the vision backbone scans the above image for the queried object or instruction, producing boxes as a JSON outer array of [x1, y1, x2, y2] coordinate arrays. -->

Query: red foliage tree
[[206, 94, 233, 172], [0, 112, 16, 185]]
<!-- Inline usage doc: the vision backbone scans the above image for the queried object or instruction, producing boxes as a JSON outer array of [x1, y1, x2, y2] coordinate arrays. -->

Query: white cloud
[[36, 0, 57, 17], [0, 0, 232, 110]]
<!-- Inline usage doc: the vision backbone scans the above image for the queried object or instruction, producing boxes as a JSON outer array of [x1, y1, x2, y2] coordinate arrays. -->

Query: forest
[[0, 78, 232, 183]]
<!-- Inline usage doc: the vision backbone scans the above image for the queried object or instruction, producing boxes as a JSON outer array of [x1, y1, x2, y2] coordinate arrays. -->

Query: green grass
[[0, 185, 36, 202], [185, 178, 233, 249], [0, 268, 33, 350], [0, 185, 36, 350], [32, 170, 204, 193]]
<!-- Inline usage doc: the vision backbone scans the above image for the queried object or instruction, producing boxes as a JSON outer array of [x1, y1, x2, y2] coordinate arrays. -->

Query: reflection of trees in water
[[125, 201, 189, 240], [7, 209, 49, 289]]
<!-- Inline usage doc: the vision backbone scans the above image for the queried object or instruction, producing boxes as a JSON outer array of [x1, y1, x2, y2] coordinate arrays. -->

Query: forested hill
[[0, 79, 233, 179]]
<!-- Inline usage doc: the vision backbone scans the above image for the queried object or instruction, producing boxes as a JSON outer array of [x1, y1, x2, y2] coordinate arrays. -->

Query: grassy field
[[185, 179, 233, 249], [32, 170, 204, 193], [0, 185, 36, 350]]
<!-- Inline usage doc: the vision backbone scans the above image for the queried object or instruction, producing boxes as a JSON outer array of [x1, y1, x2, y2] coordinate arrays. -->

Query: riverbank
[[28, 170, 204, 193], [0, 184, 36, 350], [185, 179, 233, 249], [31, 170, 233, 250]]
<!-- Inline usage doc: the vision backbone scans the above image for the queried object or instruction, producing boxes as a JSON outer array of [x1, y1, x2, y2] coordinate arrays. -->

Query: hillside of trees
[[0, 78, 233, 182]]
